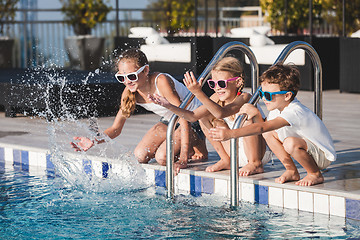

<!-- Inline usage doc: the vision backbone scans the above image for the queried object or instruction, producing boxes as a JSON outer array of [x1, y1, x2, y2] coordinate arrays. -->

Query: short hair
[[260, 64, 300, 98]]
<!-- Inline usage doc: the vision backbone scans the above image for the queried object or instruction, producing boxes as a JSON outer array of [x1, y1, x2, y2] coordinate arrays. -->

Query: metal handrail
[[229, 41, 323, 207], [166, 41, 259, 200], [274, 41, 323, 119]]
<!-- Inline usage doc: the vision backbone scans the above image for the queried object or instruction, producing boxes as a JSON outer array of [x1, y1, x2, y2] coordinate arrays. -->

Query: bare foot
[[206, 159, 230, 172], [239, 162, 264, 176], [191, 139, 208, 160], [295, 172, 324, 186], [174, 161, 188, 175], [275, 170, 300, 184]]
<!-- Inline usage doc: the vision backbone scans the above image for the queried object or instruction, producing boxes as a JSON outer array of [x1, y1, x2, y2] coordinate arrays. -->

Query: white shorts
[[304, 138, 331, 170], [238, 137, 272, 167]]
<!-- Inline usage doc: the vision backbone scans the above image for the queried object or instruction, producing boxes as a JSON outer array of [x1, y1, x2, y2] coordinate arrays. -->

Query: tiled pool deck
[[0, 90, 359, 220]]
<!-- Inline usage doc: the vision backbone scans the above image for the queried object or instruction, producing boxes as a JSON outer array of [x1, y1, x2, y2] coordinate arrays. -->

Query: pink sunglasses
[[207, 77, 238, 89]]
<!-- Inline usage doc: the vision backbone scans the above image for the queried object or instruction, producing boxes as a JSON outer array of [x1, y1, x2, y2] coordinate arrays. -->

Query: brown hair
[[260, 63, 300, 100], [211, 56, 245, 123], [118, 49, 149, 118]]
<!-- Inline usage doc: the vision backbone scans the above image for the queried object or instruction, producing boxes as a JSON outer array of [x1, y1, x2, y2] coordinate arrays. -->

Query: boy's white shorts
[[304, 138, 331, 170]]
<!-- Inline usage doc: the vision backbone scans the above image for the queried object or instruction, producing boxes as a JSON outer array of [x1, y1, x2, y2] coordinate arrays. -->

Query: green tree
[[60, 0, 112, 35], [0, 0, 19, 36], [144, 0, 194, 35], [260, 0, 323, 34], [260, 0, 360, 35], [322, 0, 360, 35]]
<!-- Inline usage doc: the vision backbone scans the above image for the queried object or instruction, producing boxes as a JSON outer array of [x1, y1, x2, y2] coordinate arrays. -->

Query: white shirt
[[267, 98, 336, 161]]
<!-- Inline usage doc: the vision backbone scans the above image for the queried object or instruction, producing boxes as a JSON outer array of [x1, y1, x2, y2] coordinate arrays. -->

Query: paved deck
[[1, 89, 360, 216]]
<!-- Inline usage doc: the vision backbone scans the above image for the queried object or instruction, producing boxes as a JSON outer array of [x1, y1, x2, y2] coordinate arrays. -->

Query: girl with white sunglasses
[[71, 49, 207, 173], [150, 56, 271, 175]]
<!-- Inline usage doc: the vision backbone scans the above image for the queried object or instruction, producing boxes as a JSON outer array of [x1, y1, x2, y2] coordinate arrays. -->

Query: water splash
[[18, 66, 150, 193]]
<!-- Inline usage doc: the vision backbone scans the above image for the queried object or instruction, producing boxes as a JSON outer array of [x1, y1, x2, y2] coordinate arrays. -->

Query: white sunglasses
[[115, 64, 148, 83]]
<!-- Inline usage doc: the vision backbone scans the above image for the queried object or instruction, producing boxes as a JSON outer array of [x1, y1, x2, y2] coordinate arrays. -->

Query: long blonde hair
[[211, 56, 245, 123], [118, 49, 149, 118]]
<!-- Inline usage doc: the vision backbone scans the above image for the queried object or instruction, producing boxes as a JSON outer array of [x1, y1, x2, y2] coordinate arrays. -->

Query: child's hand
[[148, 93, 171, 108], [239, 103, 259, 120], [183, 71, 203, 95], [71, 137, 94, 152], [209, 126, 231, 141]]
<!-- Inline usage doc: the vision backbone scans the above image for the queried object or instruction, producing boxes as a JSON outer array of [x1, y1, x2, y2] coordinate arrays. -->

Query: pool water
[[1, 167, 360, 239]]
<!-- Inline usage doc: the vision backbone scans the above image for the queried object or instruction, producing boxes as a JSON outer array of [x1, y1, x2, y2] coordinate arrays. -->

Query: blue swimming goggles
[[259, 88, 294, 101]]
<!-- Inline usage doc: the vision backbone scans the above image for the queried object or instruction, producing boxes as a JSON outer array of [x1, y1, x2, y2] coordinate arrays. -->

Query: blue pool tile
[[0, 160, 4, 171], [202, 177, 214, 194], [21, 151, 29, 171], [0, 147, 4, 161], [13, 149, 21, 170], [155, 170, 166, 188], [0, 147, 4, 171], [83, 159, 92, 175], [190, 175, 202, 197], [13, 149, 21, 165], [46, 154, 55, 171], [102, 162, 110, 178], [346, 199, 360, 220], [255, 185, 268, 205]]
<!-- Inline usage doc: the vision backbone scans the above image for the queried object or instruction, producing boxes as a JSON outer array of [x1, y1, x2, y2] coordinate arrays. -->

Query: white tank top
[[136, 73, 202, 121]]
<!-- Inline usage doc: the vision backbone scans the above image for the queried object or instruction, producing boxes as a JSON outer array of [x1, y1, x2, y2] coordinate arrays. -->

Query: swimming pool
[[1, 166, 359, 239]]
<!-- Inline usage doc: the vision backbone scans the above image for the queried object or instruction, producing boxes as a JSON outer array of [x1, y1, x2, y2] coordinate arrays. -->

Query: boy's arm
[[209, 116, 290, 141]]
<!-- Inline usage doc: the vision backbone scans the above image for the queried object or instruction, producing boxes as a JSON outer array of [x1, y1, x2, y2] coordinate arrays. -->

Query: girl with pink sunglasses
[[71, 49, 208, 173], [150, 56, 271, 175]]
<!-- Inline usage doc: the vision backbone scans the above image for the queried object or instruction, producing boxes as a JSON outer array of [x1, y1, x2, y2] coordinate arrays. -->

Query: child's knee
[[283, 137, 302, 155], [134, 146, 149, 163], [262, 131, 273, 141], [155, 150, 167, 166]]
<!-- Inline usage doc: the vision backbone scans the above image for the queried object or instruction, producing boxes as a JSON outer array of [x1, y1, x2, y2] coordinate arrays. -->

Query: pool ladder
[[166, 41, 323, 207]]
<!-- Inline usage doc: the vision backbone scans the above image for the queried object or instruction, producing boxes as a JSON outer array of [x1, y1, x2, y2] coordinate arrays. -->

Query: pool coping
[[1, 142, 360, 221]]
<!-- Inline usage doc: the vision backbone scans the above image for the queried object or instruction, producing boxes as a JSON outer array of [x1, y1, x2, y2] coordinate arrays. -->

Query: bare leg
[[189, 121, 208, 160], [134, 122, 167, 163], [155, 126, 187, 174], [240, 119, 266, 176], [262, 131, 300, 183], [283, 137, 324, 186], [201, 119, 231, 172]]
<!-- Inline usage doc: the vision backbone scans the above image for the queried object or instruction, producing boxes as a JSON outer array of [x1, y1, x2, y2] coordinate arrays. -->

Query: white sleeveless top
[[136, 73, 202, 121]]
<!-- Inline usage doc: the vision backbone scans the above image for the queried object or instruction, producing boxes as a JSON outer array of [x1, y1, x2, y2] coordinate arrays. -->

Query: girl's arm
[[183, 71, 251, 119], [149, 93, 209, 122], [71, 90, 129, 152], [209, 116, 290, 141]]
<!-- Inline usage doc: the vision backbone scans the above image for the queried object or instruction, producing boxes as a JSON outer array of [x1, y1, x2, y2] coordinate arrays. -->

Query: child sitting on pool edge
[[209, 63, 336, 186], [149, 56, 271, 175], [71, 48, 207, 173]]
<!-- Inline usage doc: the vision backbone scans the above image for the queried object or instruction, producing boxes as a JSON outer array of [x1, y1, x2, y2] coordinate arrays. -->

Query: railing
[[229, 41, 323, 207], [273, 41, 323, 119], [166, 41, 259, 200], [1, 6, 338, 69], [1, 7, 266, 69]]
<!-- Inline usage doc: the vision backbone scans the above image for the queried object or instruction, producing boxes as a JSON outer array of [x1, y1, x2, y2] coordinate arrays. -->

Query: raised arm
[[183, 71, 251, 119]]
